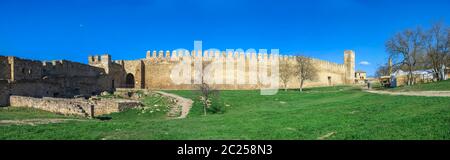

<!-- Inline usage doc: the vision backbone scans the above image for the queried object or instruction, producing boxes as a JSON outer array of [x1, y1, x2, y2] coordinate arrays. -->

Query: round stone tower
[[344, 50, 355, 84]]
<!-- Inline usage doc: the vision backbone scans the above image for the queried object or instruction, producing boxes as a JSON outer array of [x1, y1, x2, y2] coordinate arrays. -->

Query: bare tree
[[375, 64, 390, 78], [196, 81, 218, 116], [447, 28, 450, 71], [194, 61, 219, 116], [279, 59, 293, 91], [386, 27, 426, 85], [294, 56, 318, 92], [424, 23, 449, 81], [446, 28, 450, 70]]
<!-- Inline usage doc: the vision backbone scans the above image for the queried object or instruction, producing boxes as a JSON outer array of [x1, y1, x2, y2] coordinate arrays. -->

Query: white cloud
[[359, 61, 370, 65]]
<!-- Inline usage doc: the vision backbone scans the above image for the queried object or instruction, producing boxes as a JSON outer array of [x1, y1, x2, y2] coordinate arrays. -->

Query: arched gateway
[[125, 73, 135, 88]]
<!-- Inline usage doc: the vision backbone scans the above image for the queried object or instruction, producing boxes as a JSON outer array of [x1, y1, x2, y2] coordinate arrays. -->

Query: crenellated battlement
[[88, 54, 111, 65], [138, 50, 352, 72]]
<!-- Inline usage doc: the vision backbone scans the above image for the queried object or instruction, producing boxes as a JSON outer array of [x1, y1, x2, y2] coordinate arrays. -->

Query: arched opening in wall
[[125, 73, 135, 88]]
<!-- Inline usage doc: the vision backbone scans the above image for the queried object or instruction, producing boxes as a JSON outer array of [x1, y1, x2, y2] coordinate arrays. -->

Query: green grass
[[0, 107, 74, 120], [1, 86, 450, 140], [388, 80, 450, 91]]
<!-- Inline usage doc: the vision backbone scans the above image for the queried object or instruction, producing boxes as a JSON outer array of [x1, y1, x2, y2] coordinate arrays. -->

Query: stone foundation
[[9, 96, 142, 117]]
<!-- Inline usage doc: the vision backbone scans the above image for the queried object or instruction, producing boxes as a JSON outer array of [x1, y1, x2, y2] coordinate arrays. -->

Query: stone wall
[[42, 60, 105, 78], [108, 62, 127, 89], [0, 80, 9, 106], [10, 96, 90, 117], [0, 55, 116, 106], [0, 56, 10, 80], [9, 95, 141, 117], [115, 50, 355, 90], [1, 49, 355, 107], [122, 60, 145, 88], [92, 99, 142, 116]]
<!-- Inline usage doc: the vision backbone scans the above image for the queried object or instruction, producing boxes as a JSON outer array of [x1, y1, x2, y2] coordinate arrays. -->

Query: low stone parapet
[[10, 96, 90, 117], [9, 96, 142, 117]]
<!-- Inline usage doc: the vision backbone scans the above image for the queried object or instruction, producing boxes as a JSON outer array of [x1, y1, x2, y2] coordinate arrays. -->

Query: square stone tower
[[88, 54, 111, 74], [344, 50, 355, 84]]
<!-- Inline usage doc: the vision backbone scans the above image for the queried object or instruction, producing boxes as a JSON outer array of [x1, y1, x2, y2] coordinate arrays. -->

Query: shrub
[[207, 96, 226, 114]]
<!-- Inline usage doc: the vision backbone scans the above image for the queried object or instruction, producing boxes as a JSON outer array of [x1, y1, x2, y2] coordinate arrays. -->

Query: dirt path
[[154, 91, 193, 119], [365, 90, 450, 97], [0, 119, 88, 126]]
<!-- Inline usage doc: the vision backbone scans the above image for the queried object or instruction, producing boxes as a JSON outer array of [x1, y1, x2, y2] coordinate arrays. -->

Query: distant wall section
[[118, 50, 355, 90]]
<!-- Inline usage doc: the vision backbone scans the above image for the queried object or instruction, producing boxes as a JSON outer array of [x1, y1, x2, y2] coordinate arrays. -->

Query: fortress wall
[[144, 60, 181, 89], [8, 56, 106, 81], [9, 80, 59, 98], [0, 56, 10, 80], [43, 60, 105, 78], [1, 50, 354, 101], [0, 80, 9, 106], [44, 59, 115, 94], [123, 60, 145, 88], [1, 56, 116, 102], [7, 77, 109, 99], [108, 62, 127, 89], [277, 57, 347, 89], [134, 51, 353, 90], [311, 58, 346, 86], [8, 56, 44, 81]]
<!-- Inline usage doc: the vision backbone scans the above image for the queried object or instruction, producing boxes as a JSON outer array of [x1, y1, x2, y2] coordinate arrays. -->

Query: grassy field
[[1, 86, 450, 140], [387, 80, 450, 91]]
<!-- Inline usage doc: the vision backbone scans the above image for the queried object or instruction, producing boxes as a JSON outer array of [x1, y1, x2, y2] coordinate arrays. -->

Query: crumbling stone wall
[[0, 56, 11, 80], [8, 56, 43, 81], [89, 55, 128, 90], [0, 55, 117, 106], [9, 96, 141, 117], [0, 80, 9, 106], [92, 99, 142, 115], [10, 96, 91, 117]]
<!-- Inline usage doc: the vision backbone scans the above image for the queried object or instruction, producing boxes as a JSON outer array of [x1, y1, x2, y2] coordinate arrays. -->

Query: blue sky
[[1, 0, 449, 76]]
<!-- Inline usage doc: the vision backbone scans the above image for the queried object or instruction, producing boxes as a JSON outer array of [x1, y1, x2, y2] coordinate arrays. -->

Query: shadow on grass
[[95, 116, 112, 121]]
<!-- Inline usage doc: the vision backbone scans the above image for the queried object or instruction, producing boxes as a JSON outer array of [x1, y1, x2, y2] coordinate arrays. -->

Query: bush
[[207, 97, 226, 114]]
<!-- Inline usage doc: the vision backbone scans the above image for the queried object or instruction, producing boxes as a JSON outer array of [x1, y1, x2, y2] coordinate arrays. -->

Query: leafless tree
[[294, 56, 318, 92], [386, 27, 426, 85], [375, 64, 390, 78], [279, 59, 293, 91], [424, 23, 449, 81], [194, 61, 219, 116], [447, 28, 450, 70], [447, 28, 450, 67]]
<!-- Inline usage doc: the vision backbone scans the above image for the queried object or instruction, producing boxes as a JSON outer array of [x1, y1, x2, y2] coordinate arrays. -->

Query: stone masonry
[[97, 50, 355, 90], [9, 96, 141, 117], [0, 49, 355, 106]]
